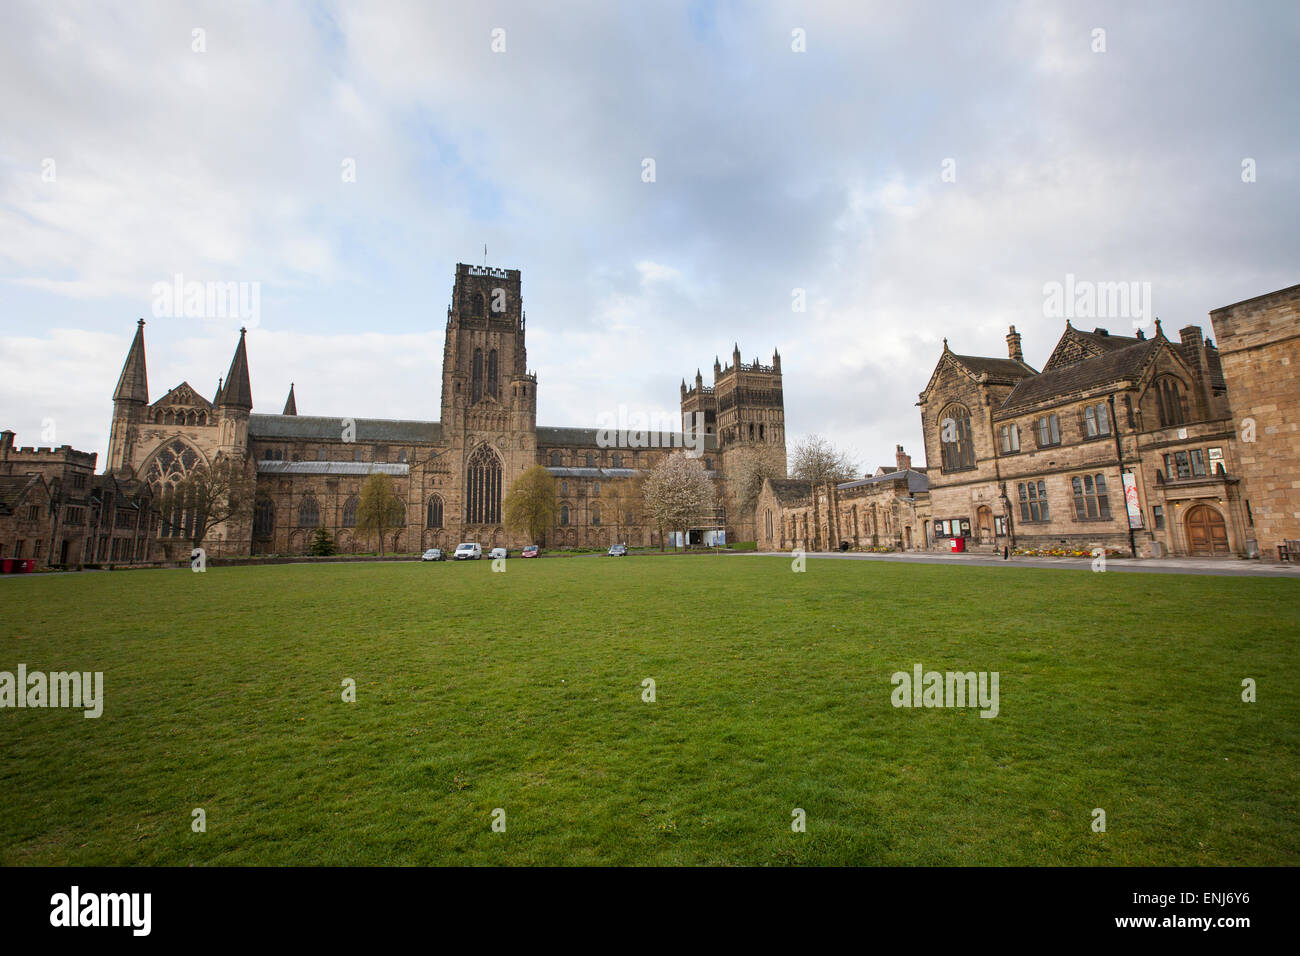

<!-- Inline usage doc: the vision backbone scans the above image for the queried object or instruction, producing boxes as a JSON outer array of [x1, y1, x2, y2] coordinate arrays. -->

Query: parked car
[[489, 547, 508, 560], [521, 545, 540, 558], [421, 548, 445, 562], [607, 544, 628, 556], [453, 542, 482, 560]]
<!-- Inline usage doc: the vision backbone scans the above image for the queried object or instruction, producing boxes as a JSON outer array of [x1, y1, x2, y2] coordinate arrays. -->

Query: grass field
[[2, 556, 1297, 866]]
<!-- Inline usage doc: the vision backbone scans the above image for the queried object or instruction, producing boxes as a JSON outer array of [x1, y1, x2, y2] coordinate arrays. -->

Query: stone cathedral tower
[[434, 263, 538, 545]]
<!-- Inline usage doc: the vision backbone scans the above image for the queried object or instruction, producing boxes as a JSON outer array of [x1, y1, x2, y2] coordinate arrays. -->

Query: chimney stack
[[896, 444, 911, 472], [1006, 326, 1024, 362]]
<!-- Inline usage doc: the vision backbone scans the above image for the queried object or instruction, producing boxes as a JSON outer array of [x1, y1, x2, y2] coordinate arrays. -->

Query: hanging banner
[[1122, 472, 1144, 529]]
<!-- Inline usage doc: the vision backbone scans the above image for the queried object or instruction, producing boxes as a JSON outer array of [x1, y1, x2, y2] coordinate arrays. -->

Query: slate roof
[[536, 426, 719, 452], [998, 338, 1159, 415], [256, 461, 410, 476], [249, 415, 443, 443], [248, 418, 719, 451], [837, 468, 929, 494], [547, 467, 640, 479], [949, 354, 1038, 385], [0, 474, 44, 514], [766, 478, 813, 504]]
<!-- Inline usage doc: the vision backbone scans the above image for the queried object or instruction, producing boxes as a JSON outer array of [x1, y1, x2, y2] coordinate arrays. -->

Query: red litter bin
[[21, 559, 35, 573], [0, 559, 11, 574], [949, 536, 966, 553]]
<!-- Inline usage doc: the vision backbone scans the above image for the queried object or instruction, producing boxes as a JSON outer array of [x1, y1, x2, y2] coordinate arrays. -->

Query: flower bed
[[1012, 547, 1127, 558]]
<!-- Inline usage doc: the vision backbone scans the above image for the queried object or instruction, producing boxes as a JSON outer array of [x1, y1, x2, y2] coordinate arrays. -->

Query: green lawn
[[2, 556, 1297, 866]]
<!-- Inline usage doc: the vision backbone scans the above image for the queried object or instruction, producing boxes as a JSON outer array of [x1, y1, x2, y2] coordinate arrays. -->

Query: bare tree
[[725, 443, 787, 515], [642, 452, 716, 550], [356, 472, 405, 556], [504, 465, 559, 545], [158, 456, 255, 550], [789, 434, 858, 485]]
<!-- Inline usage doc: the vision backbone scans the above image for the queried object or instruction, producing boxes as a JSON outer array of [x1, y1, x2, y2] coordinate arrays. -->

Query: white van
[[453, 542, 482, 560]]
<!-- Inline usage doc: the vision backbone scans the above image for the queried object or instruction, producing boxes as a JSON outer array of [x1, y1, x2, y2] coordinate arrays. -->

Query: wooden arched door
[[976, 505, 994, 544], [1185, 504, 1229, 555]]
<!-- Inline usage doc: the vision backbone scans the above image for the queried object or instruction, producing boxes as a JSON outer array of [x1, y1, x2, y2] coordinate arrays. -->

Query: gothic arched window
[[471, 292, 485, 317], [427, 495, 444, 529], [253, 497, 275, 537], [1155, 376, 1189, 427], [560, 504, 570, 526], [938, 404, 975, 472], [298, 497, 320, 527], [550, 451, 561, 467], [487, 349, 499, 400], [471, 349, 484, 404], [465, 445, 502, 524], [144, 438, 205, 538], [342, 495, 359, 528]]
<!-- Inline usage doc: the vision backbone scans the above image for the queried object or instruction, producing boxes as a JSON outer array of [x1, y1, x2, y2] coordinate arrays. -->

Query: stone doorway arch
[[1185, 504, 1229, 555]]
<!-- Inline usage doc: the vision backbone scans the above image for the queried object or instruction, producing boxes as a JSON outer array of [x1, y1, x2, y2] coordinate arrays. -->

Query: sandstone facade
[[1209, 283, 1300, 558]]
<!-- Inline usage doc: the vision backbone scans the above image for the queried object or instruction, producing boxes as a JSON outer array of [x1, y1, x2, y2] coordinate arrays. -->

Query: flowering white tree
[[642, 452, 716, 550]]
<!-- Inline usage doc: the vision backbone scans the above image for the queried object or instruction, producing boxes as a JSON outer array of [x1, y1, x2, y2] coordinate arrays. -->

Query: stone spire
[[113, 318, 149, 405], [219, 327, 253, 410], [282, 383, 297, 416]]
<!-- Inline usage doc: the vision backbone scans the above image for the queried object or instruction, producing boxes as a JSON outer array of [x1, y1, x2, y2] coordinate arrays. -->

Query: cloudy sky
[[2, 0, 1297, 471]]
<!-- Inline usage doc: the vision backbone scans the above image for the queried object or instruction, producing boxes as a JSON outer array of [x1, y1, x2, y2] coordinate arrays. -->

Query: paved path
[[731, 549, 1300, 578]]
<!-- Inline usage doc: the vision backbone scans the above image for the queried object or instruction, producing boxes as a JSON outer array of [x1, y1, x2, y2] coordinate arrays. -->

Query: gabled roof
[[248, 415, 443, 443], [921, 347, 1038, 400], [949, 353, 1039, 384], [765, 477, 813, 505], [0, 474, 46, 514], [1041, 324, 1144, 372], [998, 338, 1161, 415], [152, 382, 214, 409], [837, 468, 929, 494]]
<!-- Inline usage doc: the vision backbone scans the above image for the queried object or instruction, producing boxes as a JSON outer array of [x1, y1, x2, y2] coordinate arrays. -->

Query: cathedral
[[102, 263, 787, 558]]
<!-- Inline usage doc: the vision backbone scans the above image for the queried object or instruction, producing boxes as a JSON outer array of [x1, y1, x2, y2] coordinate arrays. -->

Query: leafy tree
[[642, 453, 716, 550], [789, 434, 858, 485], [158, 455, 255, 550], [355, 472, 405, 556], [309, 526, 336, 556], [504, 465, 559, 545]]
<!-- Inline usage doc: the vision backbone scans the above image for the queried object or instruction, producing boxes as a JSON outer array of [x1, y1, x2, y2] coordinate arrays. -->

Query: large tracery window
[[342, 494, 360, 528], [938, 404, 975, 472], [465, 445, 502, 525], [144, 438, 205, 538], [427, 495, 444, 528]]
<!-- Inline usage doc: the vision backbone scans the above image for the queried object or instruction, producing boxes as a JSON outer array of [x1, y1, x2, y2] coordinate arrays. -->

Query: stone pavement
[[732, 549, 1300, 578]]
